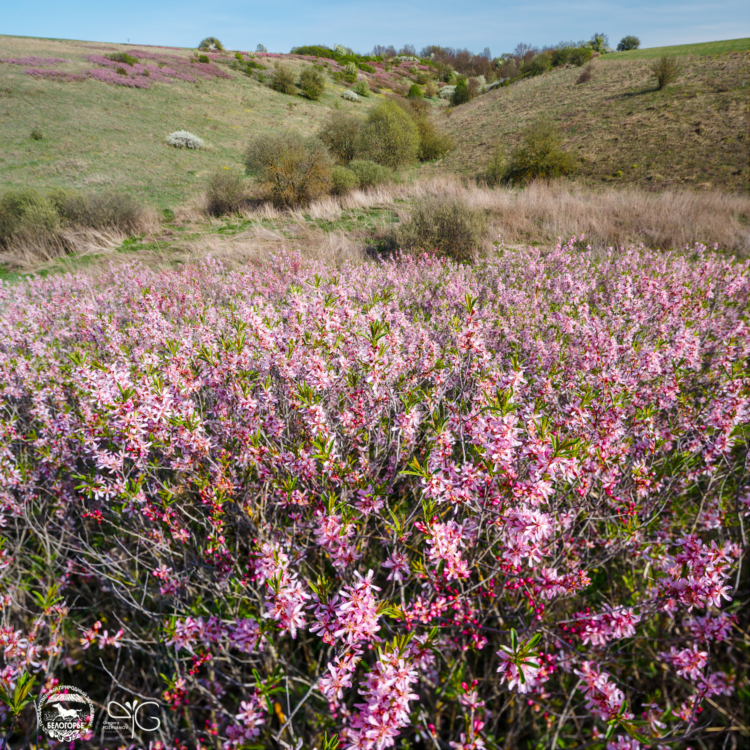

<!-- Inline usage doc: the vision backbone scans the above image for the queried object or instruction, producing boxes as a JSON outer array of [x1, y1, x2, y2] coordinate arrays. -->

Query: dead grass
[[184, 175, 750, 256]]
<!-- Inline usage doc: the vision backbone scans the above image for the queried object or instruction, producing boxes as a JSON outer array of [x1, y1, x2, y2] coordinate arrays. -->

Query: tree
[[617, 35, 641, 51], [256, 43, 267, 53], [589, 33, 609, 53], [358, 101, 420, 170]]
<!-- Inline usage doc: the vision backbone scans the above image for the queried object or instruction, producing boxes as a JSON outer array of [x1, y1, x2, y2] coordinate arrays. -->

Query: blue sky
[[3, 0, 749, 55]]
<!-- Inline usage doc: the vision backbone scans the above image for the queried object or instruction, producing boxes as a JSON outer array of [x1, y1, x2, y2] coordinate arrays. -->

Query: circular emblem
[[37, 685, 95, 742]]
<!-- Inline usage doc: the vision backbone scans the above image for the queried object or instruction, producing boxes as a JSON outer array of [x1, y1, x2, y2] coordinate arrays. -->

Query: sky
[[2, 0, 749, 55]]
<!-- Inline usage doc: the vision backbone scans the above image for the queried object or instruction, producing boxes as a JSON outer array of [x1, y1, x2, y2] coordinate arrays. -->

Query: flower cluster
[[0, 241, 747, 748]]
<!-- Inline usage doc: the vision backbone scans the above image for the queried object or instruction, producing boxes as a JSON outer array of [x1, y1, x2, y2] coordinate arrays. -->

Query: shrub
[[318, 111, 362, 164], [551, 47, 572, 67], [416, 72, 429, 85], [576, 63, 595, 84], [439, 85, 456, 100], [106, 52, 138, 66], [270, 63, 297, 95], [483, 141, 506, 187], [504, 119, 576, 184], [424, 82, 438, 98], [394, 196, 486, 261], [527, 52, 553, 76], [650, 55, 682, 90], [0, 189, 59, 248], [235, 51, 244, 62], [407, 83, 423, 99], [344, 62, 358, 78], [451, 78, 470, 106], [298, 67, 325, 100], [359, 101, 420, 170], [198, 54, 210, 64], [568, 47, 594, 66], [617, 35, 641, 51], [50, 188, 146, 233], [205, 170, 247, 216], [415, 117, 454, 161], [166, 131, 205, 149], [198, 37, 224, 52], [467, 77, 482, 98], [353, 80, 370, 97], [330, 165, 360, 195], [347, 159, 392, 189], [342, 89, 360, 102], [244, 131, 333, 207], [30, 128, 43, 140], [116, 67, 128, 76]]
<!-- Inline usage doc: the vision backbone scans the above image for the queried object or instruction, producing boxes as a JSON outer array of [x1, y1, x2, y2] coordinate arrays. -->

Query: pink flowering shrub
[[23, 68, 88, 82], [0, 56, 68, 65], [0, 239, 747, 749]]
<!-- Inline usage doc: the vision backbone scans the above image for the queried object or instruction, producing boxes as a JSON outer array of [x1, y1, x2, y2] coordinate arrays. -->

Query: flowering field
[[0, 241, 748, 750]]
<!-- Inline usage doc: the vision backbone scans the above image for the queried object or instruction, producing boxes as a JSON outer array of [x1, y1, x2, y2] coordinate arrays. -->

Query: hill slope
[[432, 51, 749, 190], [606, 37, 748, 60], [0, 35, 389, 207]]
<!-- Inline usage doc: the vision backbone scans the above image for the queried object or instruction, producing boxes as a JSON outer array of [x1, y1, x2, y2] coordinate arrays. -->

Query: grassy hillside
[[606, 37, 749, 60], [0, 36, 391, 208], [433, 51, 749, 190]]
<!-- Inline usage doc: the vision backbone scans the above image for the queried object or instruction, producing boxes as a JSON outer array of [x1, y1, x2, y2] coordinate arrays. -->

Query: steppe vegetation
[[0, 27, 748, 750]]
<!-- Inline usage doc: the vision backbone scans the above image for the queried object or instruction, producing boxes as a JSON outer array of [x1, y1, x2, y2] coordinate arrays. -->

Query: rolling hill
[[431, 48, 749, 190]]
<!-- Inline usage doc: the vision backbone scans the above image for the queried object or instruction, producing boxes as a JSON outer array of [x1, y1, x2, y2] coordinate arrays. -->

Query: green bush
[[344, 62, 358, 78], [407, 83, 423, 99], [416, 73, 429, 85], [270, 63, 297, 95], [394, 196, 486, 262], [359, 101, 420, 170], [197, 55, 210, 64], [551, 47, 572, 67], [0, 189, 59, 248], [483, 142, 506, 187], [30, 128, 43, 141], [347, 160, 393, 189], [198, 37, 224, 52], [415, 117, 454, 161], [568, 47, 593, 67], [106, 52, 139, 67], [298, 67, 325, 100], [617, 35, 641, 51], [330, 165, 360, 195], [205, 170, 247, 216], [527, 52, 553, 76], [650, 55, 682, 90], [504, 120, 576, 184], [424, 82, 438, 98], [353, 80, 370, 97], [451, 78, 470, 106], [318, 111, 362, 164], [245, 131, 333, 207]]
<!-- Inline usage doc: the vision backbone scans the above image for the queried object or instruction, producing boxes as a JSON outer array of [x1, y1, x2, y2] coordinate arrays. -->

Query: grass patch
[[605, 38, 749, 60]]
